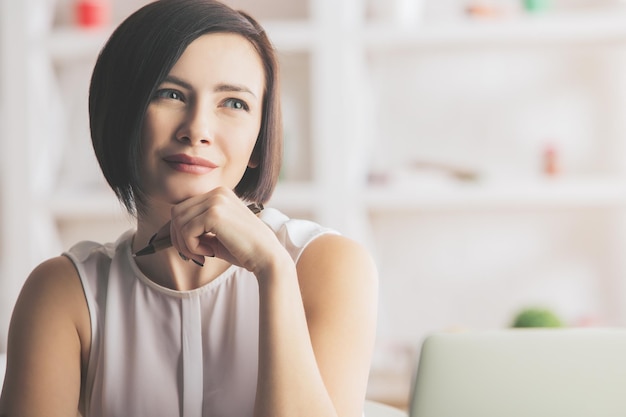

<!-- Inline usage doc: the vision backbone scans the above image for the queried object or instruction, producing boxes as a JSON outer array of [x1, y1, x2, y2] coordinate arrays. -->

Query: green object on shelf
[[523, 0, 550, 13], [511, 307, 563, 328]]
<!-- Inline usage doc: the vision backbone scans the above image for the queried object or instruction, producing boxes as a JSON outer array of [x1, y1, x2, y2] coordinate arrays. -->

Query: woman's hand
[[165, 187, 284, 274]]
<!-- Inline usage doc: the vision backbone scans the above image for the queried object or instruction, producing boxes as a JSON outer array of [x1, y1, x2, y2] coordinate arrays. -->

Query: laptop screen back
[[410, 329, 626, 417]]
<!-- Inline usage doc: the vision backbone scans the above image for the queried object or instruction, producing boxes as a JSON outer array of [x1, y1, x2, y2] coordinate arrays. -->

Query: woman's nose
[[176, 104, 213, 145]]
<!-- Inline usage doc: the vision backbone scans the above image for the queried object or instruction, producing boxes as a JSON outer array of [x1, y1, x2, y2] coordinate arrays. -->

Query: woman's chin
[[144, 182, 227, 207], [169, 186, 218, 204]]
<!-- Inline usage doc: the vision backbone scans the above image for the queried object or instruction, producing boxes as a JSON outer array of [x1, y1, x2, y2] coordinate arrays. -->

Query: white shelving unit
[[366, 177, 626, 211], [364, 11, 626, 47], [5, 0, 626, 407]]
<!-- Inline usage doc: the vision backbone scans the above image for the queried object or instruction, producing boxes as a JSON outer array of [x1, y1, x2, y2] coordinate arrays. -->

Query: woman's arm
[[254, 233, 378, 417], [0, 256, 90, 417]]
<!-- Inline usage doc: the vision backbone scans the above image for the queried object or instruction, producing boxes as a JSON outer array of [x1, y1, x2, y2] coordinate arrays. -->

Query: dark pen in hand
[[132, 202, 264, 257]]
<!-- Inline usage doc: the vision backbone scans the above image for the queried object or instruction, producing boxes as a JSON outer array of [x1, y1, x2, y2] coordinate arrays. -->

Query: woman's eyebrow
[[162, 75, 193, 90], [214, 83, 257, 98], [161, 76, 257, 98]]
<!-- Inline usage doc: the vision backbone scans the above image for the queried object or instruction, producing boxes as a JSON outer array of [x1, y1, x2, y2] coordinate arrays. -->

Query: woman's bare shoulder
[[298, 233, 378, 285], [29, 255, 79, 279], [12, 255, 89, 335], [19, 256, 84, 309], [0, 256, 90, 415], [296, 233, 379, 312]]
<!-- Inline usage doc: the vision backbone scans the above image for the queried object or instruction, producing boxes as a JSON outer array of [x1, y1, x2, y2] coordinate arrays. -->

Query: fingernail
[[178, 252, 189, 261], [192, 259, 204, 267]]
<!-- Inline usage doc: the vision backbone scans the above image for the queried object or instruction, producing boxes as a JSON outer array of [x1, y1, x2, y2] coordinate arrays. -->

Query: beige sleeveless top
[[64, 208, 337, 417]]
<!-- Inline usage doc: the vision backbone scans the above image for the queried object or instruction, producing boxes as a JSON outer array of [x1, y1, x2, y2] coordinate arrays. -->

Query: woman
[[0, 1, 378, 416]]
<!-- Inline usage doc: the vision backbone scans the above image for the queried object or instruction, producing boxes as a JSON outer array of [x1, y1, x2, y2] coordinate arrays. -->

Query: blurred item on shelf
[[542, 143, 560, 177], [409, 159, 480, 182], [367, 159, 480, 187], [523, 0, 551, 13], [75, 0, 111, 28], [510, 306, 564, 328], [465, 2, 515, 19]]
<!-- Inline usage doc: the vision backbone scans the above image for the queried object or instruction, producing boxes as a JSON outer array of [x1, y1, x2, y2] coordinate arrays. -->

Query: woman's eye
[[223, 98, 249, 111], [154, 89, 184, 101]]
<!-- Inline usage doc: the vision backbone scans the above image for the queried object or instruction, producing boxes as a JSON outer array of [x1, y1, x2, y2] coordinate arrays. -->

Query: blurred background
[[4, 0, 626, 408]]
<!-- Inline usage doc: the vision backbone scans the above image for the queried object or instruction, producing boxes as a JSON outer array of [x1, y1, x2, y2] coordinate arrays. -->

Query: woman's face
[[139, 33, 265, 207]]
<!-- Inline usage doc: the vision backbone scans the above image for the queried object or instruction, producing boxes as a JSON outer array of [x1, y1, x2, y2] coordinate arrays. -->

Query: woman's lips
[[163, 154, 217, 174]]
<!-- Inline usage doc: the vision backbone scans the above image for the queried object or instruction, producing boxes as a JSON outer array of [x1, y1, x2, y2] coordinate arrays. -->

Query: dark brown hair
[[89, 0, 282, 215]]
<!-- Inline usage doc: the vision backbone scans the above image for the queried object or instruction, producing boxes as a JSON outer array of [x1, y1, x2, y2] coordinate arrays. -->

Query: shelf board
[[46, 178, 626, 216], [364, 10, 626, 49], [50, 11, 626, 60], [47, 19, 314, 62], [366, 177, 626, 211], [46, 181, 317, 218]]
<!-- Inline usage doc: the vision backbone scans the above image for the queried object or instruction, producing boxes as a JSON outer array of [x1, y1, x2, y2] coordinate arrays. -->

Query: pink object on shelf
[[543, 143, 559, 176], [76, 0, 111, 28]]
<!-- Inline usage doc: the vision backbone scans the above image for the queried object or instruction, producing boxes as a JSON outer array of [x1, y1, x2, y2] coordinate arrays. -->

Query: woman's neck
[[133, 247, 232, 291]]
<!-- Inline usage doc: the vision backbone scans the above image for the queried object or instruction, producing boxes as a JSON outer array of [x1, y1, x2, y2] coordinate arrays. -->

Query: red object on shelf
[[76, 0, 111, 28], [543, 143, 559, 176]]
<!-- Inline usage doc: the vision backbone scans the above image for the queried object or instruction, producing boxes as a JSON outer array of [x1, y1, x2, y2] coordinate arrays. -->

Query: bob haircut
[[89, 0, 282, 215]]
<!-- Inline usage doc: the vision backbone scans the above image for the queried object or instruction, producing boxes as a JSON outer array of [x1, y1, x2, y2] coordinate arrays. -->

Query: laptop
[[409, 328, 626, 417]]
